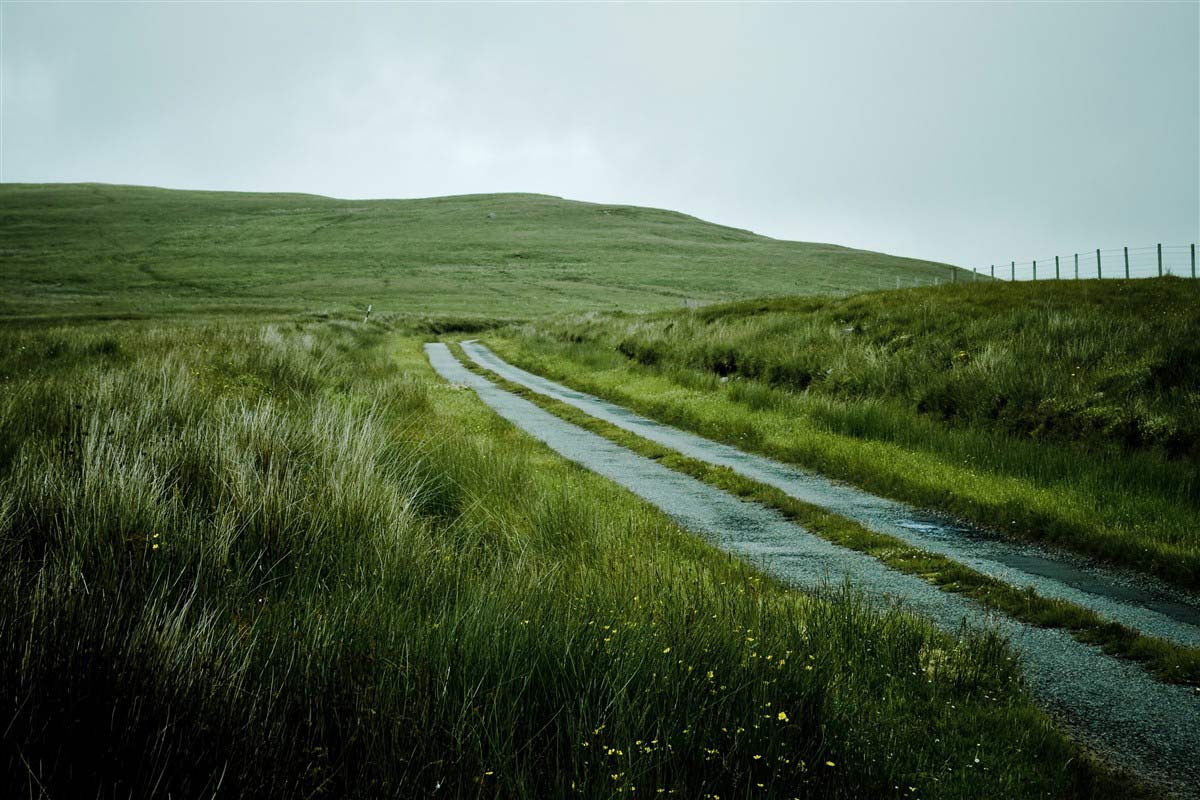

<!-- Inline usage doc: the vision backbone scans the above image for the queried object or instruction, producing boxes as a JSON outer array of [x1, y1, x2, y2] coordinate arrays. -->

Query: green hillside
[[0, 183, 965, 320]]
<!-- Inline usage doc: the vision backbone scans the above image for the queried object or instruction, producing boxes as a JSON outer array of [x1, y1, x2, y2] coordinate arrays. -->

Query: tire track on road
[[460, 340, 1200, 647], [427, 342, 1199, 797]]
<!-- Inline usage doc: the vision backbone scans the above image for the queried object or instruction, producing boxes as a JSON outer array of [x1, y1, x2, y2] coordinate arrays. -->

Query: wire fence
[[969, 243, 1197, 283], [865, 244, 1198, 290]]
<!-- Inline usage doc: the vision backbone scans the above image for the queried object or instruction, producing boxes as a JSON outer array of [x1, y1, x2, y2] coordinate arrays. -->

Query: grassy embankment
[[452, 345, 1200, 685], [0, 183, 966, 321], [0, 317, 1141, 799], [491, 279, 1200, 590]]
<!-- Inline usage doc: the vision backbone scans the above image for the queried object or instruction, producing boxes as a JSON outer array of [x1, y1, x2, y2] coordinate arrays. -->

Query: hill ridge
[[0, 183, 966, 319]]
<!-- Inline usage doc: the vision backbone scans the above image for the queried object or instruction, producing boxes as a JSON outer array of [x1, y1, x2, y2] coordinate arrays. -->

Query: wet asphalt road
[[427, 343, 1200, 797]]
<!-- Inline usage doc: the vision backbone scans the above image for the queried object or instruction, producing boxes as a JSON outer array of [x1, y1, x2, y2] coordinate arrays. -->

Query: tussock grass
[[497, 279, 1200, 588], [0, 319, 1137, 797]]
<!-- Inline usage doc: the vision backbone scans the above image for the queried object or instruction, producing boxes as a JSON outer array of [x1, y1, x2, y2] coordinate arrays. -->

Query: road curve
[[427, 342, 1200, 798]]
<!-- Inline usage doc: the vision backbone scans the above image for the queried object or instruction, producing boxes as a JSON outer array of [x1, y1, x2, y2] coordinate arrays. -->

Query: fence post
[[1124, 246, 1129, 279], [990, 264, 995, 279], [1054, 255, 1059, 279], [1074, 253, 1079, 279], [1192, 244, 1196, 279], [1158, 243, 1162, 277], [1011, 261, 1015, 281], [1096, 249, 1101, 279], [1033, 259, 1037, 280]]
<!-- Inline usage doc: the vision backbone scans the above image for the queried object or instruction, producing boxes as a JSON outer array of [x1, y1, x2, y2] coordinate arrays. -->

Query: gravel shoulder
[[428, 342, 1200, 798]]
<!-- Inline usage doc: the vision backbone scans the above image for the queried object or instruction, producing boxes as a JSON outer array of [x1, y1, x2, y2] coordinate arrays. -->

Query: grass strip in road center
[[449, 342, 1200, 687]]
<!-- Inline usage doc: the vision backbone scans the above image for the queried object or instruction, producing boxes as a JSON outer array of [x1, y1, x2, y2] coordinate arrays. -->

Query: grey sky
[[3, 1, 1197, 269]]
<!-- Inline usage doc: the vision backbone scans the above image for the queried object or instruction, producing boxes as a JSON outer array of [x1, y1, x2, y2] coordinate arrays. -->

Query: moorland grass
[[0, 183, 967, 320], [0, 317, 1138, 798], [491, 279, 1200, 588]]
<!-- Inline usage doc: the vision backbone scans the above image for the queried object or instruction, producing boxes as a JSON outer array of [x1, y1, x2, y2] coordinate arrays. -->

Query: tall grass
[[0, 318, 1130, 797], [498, 279, 1200, 587]]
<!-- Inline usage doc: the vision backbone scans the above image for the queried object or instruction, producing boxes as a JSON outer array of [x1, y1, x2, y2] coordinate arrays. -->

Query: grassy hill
[[0, 183, 966, 320], [0, 184, 1172, 796]]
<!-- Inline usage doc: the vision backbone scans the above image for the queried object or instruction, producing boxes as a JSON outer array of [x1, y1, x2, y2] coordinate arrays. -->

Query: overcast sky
[[3, 1, 1197, 268]]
